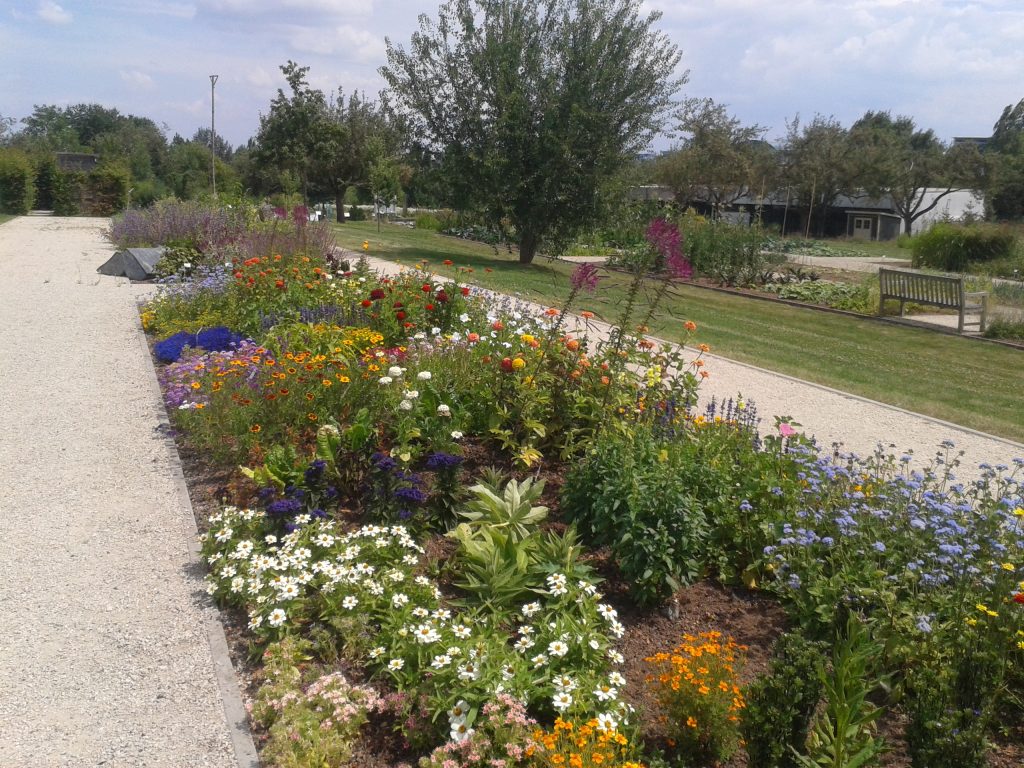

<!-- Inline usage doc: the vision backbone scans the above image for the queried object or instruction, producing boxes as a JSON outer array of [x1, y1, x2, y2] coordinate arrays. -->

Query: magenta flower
[[645, 218, 692, 278], [570, 262, 602, 292]]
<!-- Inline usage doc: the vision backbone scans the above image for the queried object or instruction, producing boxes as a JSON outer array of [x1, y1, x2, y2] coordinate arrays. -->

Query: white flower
[[608, 671, 626, 687], [451, 430, 464, 440], [388, 658, 405, 671], [314, 533, 335, 547], [459, 313, 470, 323], [403, 390, 419, 400], [514, 636, 535, 652], [450, 722, 474, 743], [267, 608, 287, 627], [369, 646, 385, 659], [589, 639, 601, 650], [411, 606, 429, 618], [378, 376, 393, 386], [433, 608, 452, 622], [342, 596, 359, 609], [607, 649, 624, 664], [417, 371, 432, 381], [388, 366, 404, 377], [548, 640, 569, 657], [552, 674, 576, 691], [278, 582, 300, 600], [437, 404, 451, 417], [214, 527, 233, 543], [593, 684, 618, 702], [530, 654, 549, 668], [392, 593, 410, 608], [597, 603, 618, 621], [552, 692, 573, 711], [546, 573, 568, 596], [448, 700, 470, 722], [247, 613, 263, 630], [521, 601, 541, 617], [453, 624, 472, 639], [414, 624, 441, 644], [457, 662, 480, 681], [431, 654, 452, 669], [264, 534, 277, 545], [399, 400, 413, 411], [596, 713, 618, 733], [609, 620, 625, 638], [431, 326, 441, 336]]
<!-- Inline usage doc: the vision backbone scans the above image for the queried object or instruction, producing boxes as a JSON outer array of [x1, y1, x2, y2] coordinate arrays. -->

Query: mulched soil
[[173, 431, 1022, 768]]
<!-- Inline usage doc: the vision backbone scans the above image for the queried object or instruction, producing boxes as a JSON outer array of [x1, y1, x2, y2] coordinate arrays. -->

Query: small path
[[0, 217, 253, 767], [354, 251, 1023, 482], [785, 253, 911, 273]]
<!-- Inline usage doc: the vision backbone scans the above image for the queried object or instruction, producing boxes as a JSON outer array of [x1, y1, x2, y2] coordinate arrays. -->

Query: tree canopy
[[381, 0, 685, 263]]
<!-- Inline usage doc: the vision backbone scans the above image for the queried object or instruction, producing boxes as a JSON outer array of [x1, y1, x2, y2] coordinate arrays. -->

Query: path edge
[[133, 303, 261, 768]]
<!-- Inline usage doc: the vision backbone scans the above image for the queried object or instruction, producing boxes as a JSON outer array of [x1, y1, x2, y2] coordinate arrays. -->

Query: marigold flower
[[684, 320, 697, 332]]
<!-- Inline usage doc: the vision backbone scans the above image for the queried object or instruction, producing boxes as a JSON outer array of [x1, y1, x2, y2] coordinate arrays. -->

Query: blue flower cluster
[[154, 326, 246, 363]]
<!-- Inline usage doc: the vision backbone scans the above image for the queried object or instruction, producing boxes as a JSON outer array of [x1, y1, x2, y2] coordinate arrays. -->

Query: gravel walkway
[[0, 217, 253, 768], [355, 252, 1023, 482]]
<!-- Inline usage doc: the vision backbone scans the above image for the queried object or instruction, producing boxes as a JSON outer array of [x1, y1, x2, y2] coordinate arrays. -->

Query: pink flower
[[570, 262, 602, 292], [779, 423, 797, 438]]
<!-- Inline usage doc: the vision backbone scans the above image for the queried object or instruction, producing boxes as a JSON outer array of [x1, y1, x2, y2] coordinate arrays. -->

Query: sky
[[2, 0, 1023, 152]]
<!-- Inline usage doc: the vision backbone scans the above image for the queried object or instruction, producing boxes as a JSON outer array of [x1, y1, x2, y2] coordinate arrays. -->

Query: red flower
[[467, 332, 480, 343], [396, 311, 406, 320], [436, 290, 449, 303], [370, 288, 386, 300], [425, 304, 434, 311], [422, 284, 432, 292], [275, 279, 285, 289], [461, 287, 470, 296], [361, 299, 372, 308], [443, 259, 454, 266], [491, 320, 504, 331], [1014, 593, 1024, 605], [500, 357, 514, 372], [393, 301, 403, 308]]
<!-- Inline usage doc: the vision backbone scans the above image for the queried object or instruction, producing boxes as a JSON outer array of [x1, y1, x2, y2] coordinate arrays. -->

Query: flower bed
[[135, 206, 1024, 768]]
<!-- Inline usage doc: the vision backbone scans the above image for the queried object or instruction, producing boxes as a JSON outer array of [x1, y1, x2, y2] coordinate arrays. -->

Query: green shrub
[[33, 156, 59, 210], [682, 216, 779, 286], [348, 204, 367, 221], [0, 149, 36, 214], [414, 212, 443, 231], [982, 316, 1024, 341], [52, 171, 83, 216], [561, 429, 710, 606], [911, 222, 1017, 272], [742, 633, 825, 768], [85, 164, 130, 215]]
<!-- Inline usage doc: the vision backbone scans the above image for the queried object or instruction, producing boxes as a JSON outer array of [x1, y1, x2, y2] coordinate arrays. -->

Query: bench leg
[[958, 307, 965, 334]]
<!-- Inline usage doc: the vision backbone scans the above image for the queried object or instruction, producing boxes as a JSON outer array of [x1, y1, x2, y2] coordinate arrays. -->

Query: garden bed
[[130, 201, 1022, 768]]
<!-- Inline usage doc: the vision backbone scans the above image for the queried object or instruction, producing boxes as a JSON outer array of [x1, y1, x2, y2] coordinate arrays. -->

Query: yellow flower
[[1001, 563, 1016, 571], [1014, 507, 1024, 517], [976, 603, 989, 613], [511, 358, 526, 370], [966, 618, 978, 626]]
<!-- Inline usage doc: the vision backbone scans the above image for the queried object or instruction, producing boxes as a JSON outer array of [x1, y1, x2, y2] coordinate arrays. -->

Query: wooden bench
[[878, 268, 988, 333]]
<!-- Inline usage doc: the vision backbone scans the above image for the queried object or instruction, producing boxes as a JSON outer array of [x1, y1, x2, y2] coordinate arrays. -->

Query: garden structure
[[879, 267, 989, 332]]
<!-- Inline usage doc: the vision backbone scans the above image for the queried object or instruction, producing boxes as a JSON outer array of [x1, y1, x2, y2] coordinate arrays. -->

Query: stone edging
[[133, 304, 261, 768]]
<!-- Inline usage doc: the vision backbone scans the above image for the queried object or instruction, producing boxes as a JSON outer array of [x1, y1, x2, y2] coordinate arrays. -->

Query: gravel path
[[355, 252, 1024, 482], [0, 217, 253, 768]]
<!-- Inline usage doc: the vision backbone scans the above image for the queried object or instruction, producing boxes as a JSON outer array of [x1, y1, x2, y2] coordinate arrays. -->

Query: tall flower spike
[[570, 262, 602, 292]]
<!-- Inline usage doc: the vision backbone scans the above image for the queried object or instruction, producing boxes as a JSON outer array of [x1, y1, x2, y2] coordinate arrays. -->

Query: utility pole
[[210, 74, 219, 200]]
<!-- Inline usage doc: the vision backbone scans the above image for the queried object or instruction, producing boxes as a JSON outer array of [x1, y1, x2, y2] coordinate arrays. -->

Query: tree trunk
[[903, 215, 913, 235], [335, 189, 345, 223], [518, 231, 538, 264]]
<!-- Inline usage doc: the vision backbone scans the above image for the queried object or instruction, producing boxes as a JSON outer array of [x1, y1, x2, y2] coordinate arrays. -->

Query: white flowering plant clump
[[199, 507, 434, 643]]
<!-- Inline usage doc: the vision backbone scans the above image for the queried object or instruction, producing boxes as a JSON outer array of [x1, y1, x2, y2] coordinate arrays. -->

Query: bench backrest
[[878, 268, 964, 308]]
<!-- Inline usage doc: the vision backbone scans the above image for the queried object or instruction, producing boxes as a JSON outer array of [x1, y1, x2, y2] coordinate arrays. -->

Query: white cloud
[[286, 24, 385, 60], [197, 0, 371, 17], [37, 1, 72, 24], [120, 69, 155, 88]]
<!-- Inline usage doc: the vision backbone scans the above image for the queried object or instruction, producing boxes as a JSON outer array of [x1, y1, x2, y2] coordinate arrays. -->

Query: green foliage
[[764, 280, 874, 313], [743, 633, 826, 768], [794, 617, 888, 768], [682, 216, 779, 285], [983, 316, 1024, 340], [911, 222, 1018, 271], [414, 212, 444, 231], [456, 477, 548, 543], [561, 428, 710, 606], [348, 204, 367, 221], [382, 0, 685, 263], [52, 171, 83, 216], [86, 163, 130, 215], [153, 240, 203, 279], [0, 148, 36, 214]]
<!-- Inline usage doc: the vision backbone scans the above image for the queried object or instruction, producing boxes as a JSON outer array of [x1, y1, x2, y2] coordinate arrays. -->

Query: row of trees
[[3, 0, 1024, 259], [651, 102, 1014, 236]]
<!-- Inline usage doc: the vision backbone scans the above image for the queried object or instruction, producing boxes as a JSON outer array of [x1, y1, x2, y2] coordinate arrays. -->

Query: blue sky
[[2, 0, 1023, 151]]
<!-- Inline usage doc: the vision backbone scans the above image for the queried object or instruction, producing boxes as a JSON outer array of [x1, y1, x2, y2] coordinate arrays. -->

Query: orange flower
[[684, 320, 697, 332], [250, 424, 261, 433], [580, 310, 595, 319]]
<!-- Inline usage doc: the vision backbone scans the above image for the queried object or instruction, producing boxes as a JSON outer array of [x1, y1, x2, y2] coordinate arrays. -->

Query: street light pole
[[210, 74, 219, 200]]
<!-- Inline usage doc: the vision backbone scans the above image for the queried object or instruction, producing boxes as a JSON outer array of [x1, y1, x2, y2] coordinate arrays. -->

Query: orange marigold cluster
[[528, 718, 644, 768]]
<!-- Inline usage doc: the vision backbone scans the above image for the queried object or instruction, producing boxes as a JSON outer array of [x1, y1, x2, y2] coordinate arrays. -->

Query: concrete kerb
[[133, 305, 260, 768], [346, 249, 1024, 455]]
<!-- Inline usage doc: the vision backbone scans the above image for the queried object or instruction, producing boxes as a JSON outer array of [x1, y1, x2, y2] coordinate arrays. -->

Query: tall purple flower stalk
[[570, 262, 602, 292], [645, 218, 693, 278]]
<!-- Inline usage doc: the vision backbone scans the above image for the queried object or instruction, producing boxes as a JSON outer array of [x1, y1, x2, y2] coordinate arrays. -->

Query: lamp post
[[210, 74, 219, 200]]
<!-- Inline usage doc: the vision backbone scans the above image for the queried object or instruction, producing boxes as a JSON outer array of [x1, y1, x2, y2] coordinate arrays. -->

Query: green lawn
[[334, 221, 1024, 442]]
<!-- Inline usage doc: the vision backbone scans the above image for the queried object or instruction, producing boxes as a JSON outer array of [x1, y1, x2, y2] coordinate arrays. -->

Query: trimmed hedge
[[0, 149, 36, 214], [911, 222, 1018, 272]]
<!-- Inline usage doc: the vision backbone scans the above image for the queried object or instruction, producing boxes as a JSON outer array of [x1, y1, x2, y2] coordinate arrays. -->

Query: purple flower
[[425, 452, 463, 471], [569, 263, 602, 292], [645, 218, 693, 278], [266, 498, 303, 517]]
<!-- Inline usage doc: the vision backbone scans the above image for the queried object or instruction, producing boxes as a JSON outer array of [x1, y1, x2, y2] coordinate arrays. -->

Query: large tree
[[848, 111, 984, 234], [381, 0, 684, 264], [782, 115, 855, 237], [655, 97, 770, 217], [987, 98, 1024, 219]]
